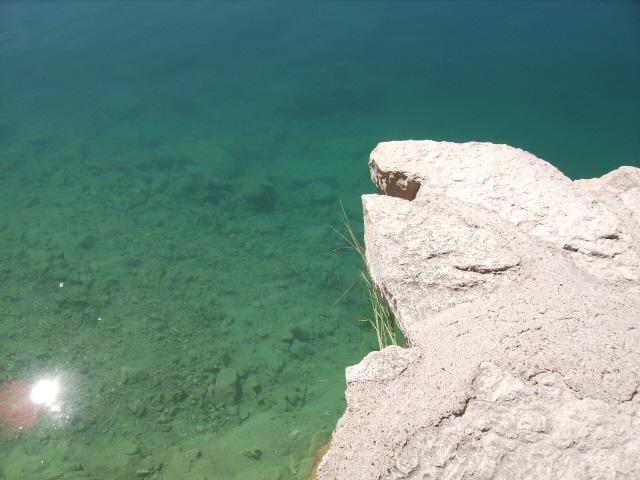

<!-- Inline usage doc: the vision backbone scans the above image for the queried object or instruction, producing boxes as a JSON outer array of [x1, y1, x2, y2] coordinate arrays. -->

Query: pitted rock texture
[[346, 346, 422, 384], [369, 141, 639, 282], [318, 141, 640, 480], [389, 363, 640, 480]]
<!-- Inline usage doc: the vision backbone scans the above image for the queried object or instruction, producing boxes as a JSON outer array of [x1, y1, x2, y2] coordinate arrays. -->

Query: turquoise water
[[0, 2, 638, 479]]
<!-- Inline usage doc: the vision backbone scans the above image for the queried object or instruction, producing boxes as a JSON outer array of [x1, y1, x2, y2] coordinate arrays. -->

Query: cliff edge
[[318, 141, 640, 479]]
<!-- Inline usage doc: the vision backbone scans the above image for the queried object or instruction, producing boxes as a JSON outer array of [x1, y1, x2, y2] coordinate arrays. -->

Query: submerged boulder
[[214, 368, 239, 406], [318, 141, 640, 479]]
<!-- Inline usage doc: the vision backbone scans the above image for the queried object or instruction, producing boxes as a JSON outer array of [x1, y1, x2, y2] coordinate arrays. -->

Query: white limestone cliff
[[317, 141, 640, 480]]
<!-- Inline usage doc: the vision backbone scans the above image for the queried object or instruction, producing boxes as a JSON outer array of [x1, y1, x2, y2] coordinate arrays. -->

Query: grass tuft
[[331, 201, 398, 350]]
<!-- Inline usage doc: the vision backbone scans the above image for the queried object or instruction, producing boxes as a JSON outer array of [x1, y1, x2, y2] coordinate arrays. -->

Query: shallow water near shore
[[0, 2, 638, 479]]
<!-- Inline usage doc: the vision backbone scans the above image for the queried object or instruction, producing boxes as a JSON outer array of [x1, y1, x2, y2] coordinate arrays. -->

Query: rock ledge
[[318, 141, 640, 480]]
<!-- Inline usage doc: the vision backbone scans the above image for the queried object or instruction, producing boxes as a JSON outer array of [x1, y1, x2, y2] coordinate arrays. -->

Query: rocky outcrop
[[318, 141, 640, 479], [369, 141, 639, 282]]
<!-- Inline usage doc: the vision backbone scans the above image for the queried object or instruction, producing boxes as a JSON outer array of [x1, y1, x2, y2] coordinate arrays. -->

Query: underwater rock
[[242, 374, 262, 401], [223, 404, 239, 418], [284, 325, 311, 343], [243, 448, 262, 460], [290, 339, 312, 360], [119, 366, 147, 385], [214, 368, 239, 406], [241, 179, 277, 213], [318, 141, 640, 479], [127, 399, 146, 418], [172, 389, 187, 402], [198, 179, 233, 205], [285, 386, 306, 409], [78, 234, 98, 250]]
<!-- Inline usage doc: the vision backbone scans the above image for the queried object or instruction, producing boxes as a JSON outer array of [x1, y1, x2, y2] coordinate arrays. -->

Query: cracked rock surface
[[318, 141, 640, 480]]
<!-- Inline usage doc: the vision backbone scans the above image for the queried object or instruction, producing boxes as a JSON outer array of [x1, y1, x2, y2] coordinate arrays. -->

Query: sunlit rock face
[[369, 141, 640, 282], [318, 141, 640, 479]]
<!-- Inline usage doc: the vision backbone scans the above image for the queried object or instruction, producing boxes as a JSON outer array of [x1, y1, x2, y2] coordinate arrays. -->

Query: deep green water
[[0, 1, 638, 479]]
